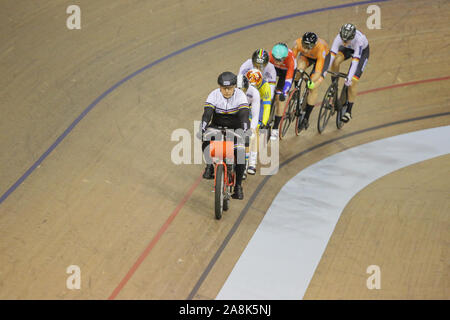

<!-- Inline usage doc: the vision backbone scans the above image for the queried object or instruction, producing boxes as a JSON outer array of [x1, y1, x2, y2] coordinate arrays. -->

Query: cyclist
[[201, 71, 250, 200], [239, 49, 277, 99], [245, 68, 272, 174], [269, 42, 297, 140], [236, 74, 260, 177], [324, 23, 370, 122], [291, 32, 329, 129]]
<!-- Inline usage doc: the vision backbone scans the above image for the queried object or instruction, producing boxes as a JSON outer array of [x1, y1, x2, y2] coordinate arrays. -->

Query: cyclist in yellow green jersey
[[244, 68, 272, 174]]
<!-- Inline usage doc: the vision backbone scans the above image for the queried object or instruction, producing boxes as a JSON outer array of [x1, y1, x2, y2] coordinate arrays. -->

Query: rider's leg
[[271, 69, 287, 139], [330, 52, 345, 80], [247, 127, 258, 174], [202, 140, 214, 179], [274, 94, 285, 125], [304, 86, 319, 123], [297, 57, 308, 76], [272, 93, 284, 127], [347, 77, 358, 113], [304, 61, 322, 122], [232, 144, 246, 199], [343, 45, 369, 122]]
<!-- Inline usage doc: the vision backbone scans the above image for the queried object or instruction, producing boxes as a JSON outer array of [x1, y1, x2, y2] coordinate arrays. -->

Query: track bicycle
[[317, 71, 349, 133], [278, 69, 312, 139], [203, 127, 242, 220]]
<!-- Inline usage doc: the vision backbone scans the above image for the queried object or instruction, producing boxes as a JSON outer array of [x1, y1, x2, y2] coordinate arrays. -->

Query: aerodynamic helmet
[[217, 71, 237, 86], [340, 23, 356, 41]]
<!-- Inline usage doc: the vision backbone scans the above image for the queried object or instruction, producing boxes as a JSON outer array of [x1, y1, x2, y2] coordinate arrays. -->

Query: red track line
[[108, 174, 203, 300], [108, 75, 449, 299], [358, 76, 450, 95]]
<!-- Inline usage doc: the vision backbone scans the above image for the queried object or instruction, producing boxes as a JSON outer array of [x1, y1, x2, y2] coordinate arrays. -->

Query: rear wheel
[[264, 95, 277, 143], [214, 164, 224, 220], [317, 85, 336, 134], [295, 90, 309, 136], [223, 166, 233, 212], [279, 89, 298, 139], [336, 85, 348, 129]]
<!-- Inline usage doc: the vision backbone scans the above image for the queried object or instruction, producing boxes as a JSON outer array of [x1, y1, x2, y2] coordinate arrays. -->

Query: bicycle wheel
[[317, 84, 336, 134], [336, 85, 348, 129], [279, 89, 298, 139], [264, 95, 277, 142], [223, 165, 233, 212], [295, 88, 309, 136], [214, 164, 224, 220]]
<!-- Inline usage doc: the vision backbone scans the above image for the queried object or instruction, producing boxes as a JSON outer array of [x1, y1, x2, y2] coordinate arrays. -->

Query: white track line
[[216, 125, 450, 299]]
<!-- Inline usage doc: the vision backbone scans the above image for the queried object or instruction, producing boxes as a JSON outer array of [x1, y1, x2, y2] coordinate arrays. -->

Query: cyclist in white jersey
[[239, 49, 277, 100], [201, 71, 250, 199], [324, 23, 370, 122], [236, 74, 260, 177]]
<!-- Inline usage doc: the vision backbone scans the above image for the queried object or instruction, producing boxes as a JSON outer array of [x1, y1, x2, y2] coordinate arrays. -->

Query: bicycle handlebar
[[327, 71, 348, 78], [203, 127, 246, 140], [296, 69, 312, 82]]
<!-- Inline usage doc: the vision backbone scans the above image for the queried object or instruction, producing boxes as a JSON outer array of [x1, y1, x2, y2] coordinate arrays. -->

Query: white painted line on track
[[216, 126, 450, 299]]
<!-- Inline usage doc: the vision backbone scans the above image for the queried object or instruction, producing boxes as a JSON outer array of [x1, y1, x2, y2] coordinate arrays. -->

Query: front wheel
[[279, 89, 299, 139], [317, 85, 336, 134], [214, 164, 224, 220], [294, 90, 309, 136]]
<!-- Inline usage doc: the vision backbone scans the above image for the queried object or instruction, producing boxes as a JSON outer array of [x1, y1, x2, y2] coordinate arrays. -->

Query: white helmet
[[237, 74, 249, 90]]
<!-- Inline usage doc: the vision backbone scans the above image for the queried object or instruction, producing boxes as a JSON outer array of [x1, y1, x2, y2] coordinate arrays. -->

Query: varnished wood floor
[[0, 0, 448, 299]]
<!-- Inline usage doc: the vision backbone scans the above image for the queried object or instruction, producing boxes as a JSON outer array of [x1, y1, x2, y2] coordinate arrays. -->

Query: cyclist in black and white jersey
[[200, 71, 250, 200]]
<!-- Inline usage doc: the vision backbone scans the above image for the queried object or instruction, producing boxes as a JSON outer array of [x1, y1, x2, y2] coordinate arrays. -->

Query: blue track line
[[0, 0, 391, 206]]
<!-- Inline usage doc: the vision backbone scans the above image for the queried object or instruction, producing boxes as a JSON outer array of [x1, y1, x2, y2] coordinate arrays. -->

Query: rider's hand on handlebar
[[279, 93, 286, 102], [197, 122, 206, 140], [307, 80, 315, 90], [344, 77, 352, 87]]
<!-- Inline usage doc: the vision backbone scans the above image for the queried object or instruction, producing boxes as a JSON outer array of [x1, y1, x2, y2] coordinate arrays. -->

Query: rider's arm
[[269, 84, 276, 101], [237, 107, 250, 131], [238, 59, 251, 76], [347, 44, 363, 83], [291, 39, 300, 58], [235, 90, 250, 130], [292, 39, 303, 70], [266, 63, 277, 98], [326, 34, 342, 73], [201, 104, 215, 132], [311, 44, 328, 83], [260, 83, 272, 126], [249, 87, 260, 130], [282, 52, 296, 95]]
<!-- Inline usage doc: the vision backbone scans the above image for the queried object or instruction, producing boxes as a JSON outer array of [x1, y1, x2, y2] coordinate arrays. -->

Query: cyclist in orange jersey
[[291, 32, 329, 129]]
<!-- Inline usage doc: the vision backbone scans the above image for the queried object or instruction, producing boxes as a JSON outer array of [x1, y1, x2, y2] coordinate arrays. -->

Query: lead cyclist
[[323, 23, 370, 123], [200, 71, 250, 200]]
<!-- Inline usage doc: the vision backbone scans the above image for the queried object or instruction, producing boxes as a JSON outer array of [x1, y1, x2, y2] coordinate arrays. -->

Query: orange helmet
[[245, 68, 263, 87]]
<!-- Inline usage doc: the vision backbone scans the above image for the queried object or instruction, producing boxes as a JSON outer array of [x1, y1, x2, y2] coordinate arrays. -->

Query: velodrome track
[[0, 0, 448, 299]]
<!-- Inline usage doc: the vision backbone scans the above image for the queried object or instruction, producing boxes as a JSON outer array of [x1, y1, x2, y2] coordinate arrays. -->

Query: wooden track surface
[[0, 0, 448, 299]]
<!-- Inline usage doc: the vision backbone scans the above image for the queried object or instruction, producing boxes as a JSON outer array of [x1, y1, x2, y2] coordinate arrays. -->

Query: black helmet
[[340, 23, 356, 41], [237, 74, 249, 90], [252, 49, 269, 67], [302, 32, 318, 50], [217, 71, 237, 86]]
